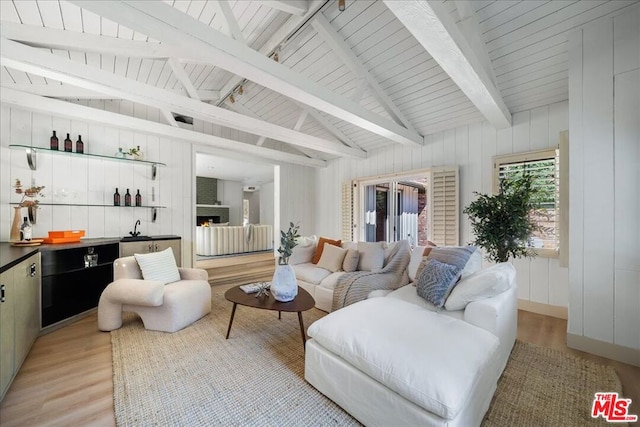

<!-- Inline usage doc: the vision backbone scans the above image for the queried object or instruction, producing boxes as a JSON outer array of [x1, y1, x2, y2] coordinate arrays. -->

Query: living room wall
[[567, 6, 639, 361], [0, 101, 194, 266], [315, 101, 570, 311]]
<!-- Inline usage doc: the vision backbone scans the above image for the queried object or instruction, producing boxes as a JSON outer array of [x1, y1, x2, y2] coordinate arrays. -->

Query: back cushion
[[342, 249, 360, 272], [312, 237, 342, 264], [357, 242, 385, 272], [317, 244, 348, 273], [289, 244, 316, 265]]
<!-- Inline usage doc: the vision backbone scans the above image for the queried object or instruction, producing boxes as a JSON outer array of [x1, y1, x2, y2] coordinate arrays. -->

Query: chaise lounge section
[[305, 261, 517, 426]]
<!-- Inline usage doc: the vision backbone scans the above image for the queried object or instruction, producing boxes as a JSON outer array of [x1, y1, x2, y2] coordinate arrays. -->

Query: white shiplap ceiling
[[1, 0, 637, 169]]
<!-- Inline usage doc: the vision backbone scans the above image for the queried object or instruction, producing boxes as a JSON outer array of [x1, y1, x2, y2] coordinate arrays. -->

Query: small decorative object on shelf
[[124, 189, 132, 206], [76, 135, 84, 153], [114, 188, 121, 206], [115, 147, 125, 158], [64, 133, 72, 152], [20, 216, 32, 241], [50, 130, 59, 150], [14, 179, 45, 209], [135, 189, 142, 207], [128, 146, 143, 160], [271, 222, 300, 302]]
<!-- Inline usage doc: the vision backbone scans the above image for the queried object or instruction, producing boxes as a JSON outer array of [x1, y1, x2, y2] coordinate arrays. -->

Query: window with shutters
[[493, 148, 560, 256], [343, 167, 458, 246]]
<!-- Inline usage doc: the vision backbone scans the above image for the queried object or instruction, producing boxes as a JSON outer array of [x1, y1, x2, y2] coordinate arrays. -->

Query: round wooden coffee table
[[224, 285, 315, 350]]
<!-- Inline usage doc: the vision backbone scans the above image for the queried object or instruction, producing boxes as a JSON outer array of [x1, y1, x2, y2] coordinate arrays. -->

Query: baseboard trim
[[518, 299, 568, 319], [567, 333, 640, 367]]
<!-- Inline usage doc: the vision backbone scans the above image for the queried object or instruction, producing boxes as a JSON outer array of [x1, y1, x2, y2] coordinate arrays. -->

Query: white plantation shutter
[[429, 167, 459, 246], [341, 181, 355, 242]]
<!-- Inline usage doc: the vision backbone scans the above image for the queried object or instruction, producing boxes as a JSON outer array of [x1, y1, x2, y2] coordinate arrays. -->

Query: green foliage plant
[[463, 174, 544, 263], [277, 222, 300, 265]]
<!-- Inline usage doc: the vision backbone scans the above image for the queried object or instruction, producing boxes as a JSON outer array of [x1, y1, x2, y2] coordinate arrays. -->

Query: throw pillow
[[427, 246, 477, 271], [312, 237, 342, 264], [134, 248, 181, 285], [356, 242, 385, 272], [415, 259, 462, 308], [445, 262, 515, 311], [407, 243, 437, 282], [460, 249, 483, 279], [289, 244, 316, 265], [342, 249, 360, 272], [317, 244, 348, 273]]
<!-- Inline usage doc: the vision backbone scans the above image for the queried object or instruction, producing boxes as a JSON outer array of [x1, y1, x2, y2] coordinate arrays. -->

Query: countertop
[[0, 235, 181, 273]]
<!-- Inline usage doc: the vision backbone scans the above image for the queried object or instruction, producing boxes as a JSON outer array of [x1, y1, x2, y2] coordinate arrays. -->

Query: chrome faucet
[[130, 220, 141, 237]]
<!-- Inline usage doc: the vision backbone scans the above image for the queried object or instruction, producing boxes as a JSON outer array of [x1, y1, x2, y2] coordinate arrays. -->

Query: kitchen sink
[[120, 236, 152, 241]]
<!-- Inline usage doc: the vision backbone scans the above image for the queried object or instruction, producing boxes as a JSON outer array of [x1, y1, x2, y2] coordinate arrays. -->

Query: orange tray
[[43, 236, 83, 244], [48, 230, 85, 238]]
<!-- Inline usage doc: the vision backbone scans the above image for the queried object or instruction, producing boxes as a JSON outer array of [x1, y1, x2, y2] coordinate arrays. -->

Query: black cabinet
[[41, 243, 118, 327]]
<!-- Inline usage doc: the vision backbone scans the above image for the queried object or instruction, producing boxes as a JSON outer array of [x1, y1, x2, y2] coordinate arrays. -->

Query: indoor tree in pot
[[271, 222, 300, 302], [463, 174, 545, 263]]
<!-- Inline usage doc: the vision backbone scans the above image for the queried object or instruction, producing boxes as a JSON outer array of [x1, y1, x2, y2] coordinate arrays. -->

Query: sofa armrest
[[103, 279, 165, 306], [179, 267, 208, 281], [463, 286, 517, 343]]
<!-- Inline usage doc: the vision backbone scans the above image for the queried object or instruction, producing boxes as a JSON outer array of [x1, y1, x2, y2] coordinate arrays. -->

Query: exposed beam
[[0, 87, 325, 168], [292, 101, 361, 149], [217, 0, 325, 102], [216, 1, 245, 44], [160, 109, 179, 127], [72, 0, 422, 146], [311, 14, 418, 133], [0, 82, 219, 101], [1, 38, 365, 159], [0, 20, 180, 59], [167, 58, 200, 100], [260, 1, 308, 16], [384, 0, 511, 129]]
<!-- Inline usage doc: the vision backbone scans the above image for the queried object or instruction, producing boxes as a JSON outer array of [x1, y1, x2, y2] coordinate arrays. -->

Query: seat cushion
[[387, 285, 464, 320], [307, 298, 499, 420], [292, 263, 332, 285]]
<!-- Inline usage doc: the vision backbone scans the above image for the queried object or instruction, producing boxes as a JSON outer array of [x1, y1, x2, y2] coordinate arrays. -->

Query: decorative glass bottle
[[113, 188, 121, 206], [124, 189, 131, 206], [64, 133, 72, 152], [50, 130, 59, 150], [135, 189, 142, 207], [84, 247, 98, 268], [20, 216, 32, 241], [76, 135, 84, 153]]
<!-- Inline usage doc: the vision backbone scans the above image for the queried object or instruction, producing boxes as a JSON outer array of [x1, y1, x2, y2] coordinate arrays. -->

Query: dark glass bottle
[[76, 135, 84, 153], [64, 133, 72, 152], [135, 189, 142, 207], [113, 188, 121, 206], [124, 189, 131, 206], [50, 130, 59, 150]]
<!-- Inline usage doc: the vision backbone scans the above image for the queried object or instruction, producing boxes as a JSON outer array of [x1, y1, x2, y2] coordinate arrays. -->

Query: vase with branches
[[272, 222, 300, 302], [463, 174, 547, 263]]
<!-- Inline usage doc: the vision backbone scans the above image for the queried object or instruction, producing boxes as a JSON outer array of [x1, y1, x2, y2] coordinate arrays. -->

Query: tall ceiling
[[1, 0, 637, 168]]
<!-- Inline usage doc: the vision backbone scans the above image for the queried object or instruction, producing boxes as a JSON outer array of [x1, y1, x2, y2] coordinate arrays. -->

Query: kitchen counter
[[0, 235, 181, 273]]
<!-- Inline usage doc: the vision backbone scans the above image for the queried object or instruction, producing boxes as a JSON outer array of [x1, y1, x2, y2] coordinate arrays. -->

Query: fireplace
[[197, 215, 221, 226]]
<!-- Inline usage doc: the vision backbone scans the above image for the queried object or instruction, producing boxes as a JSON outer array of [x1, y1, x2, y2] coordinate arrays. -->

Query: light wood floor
[[1, 306, 638, 426]]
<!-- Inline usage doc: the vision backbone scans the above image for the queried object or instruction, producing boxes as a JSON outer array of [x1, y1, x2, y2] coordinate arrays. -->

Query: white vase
[[271, 264, 298, 302]]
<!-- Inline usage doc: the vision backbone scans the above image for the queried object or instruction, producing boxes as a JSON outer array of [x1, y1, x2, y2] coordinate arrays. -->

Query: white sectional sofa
[[196, 224, 273, 256], [290, 237, 409, 312], [304, 257, 518, 426]]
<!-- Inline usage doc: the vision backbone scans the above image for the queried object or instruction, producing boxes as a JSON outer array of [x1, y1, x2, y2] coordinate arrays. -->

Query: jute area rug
[[111, 285, 623, 426]]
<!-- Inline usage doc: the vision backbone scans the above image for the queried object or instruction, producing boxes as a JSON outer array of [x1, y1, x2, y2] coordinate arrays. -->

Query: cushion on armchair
[[134, 248, 181, 285]]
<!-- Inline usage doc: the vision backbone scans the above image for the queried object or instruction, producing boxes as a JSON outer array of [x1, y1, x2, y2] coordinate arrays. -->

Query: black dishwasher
[[41, 243, 119, 327]]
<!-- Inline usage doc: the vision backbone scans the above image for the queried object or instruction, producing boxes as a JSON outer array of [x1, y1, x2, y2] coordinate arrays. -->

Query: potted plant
[[463, 174, 546, 263], [271, 222, 300, 302]]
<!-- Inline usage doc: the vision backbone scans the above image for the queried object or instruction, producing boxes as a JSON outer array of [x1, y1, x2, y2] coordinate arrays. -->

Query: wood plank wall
[[0, 101, 194, 267], [315, 101, 570, 310], [568, 6, 640, 354]]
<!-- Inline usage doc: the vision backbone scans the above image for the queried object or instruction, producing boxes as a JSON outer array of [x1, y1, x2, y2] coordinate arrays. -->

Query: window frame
[[492, 148, 560, 259]]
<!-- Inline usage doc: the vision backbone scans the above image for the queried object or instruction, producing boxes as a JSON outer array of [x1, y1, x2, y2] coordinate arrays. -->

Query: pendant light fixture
[[338, 0, 346, 12]]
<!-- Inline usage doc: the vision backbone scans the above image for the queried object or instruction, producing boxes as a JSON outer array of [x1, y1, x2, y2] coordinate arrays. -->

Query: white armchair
[[98, 256, 211, 333]]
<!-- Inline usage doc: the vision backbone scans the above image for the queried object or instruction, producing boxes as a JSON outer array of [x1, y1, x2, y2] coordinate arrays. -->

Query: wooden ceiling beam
[[0, 82, 219, 101], [0, 87, 326, 168], [71, 0, 422, 146], [384, 0, 511, 129], [311, 14, 418, 133], [260, 1, 308, 16], [1, 38, 365, 159]]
